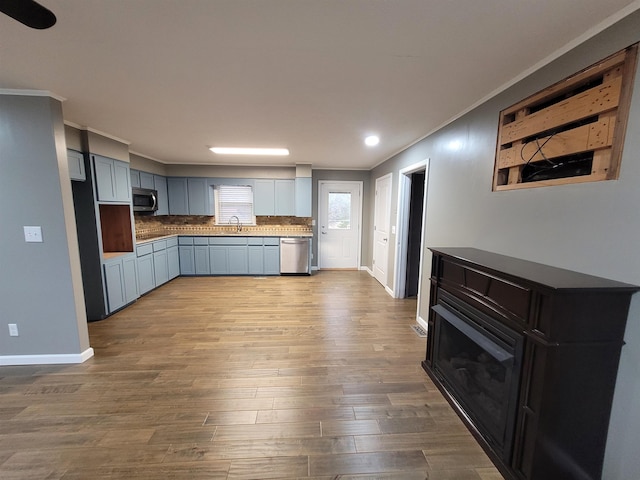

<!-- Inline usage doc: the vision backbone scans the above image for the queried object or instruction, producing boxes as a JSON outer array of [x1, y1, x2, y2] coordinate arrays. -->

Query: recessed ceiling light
[[209, 147, 290, 156], [364, 135, 380, 147]]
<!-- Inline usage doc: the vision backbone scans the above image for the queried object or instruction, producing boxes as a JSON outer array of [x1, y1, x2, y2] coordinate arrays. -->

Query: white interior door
[[318, 181, 362, 269], [373, 173, 392, 287]]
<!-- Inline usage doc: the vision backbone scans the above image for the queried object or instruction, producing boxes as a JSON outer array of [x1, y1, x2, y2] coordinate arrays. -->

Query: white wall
[[374, 11, 640, 479]]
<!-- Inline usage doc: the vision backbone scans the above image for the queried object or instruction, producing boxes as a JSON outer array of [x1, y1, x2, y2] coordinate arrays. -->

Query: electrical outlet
[[8, 324, 19, 336]]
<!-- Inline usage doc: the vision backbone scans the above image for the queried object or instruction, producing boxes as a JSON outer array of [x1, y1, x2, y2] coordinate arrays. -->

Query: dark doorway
[[405, 171, 425, 297]]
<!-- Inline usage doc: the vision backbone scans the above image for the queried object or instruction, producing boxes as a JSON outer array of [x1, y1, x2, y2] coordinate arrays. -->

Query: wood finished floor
[[0, 271, 503, 480]]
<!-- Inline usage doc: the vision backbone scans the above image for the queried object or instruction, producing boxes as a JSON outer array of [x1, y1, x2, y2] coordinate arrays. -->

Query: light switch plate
[[24, 226, 43, 243]]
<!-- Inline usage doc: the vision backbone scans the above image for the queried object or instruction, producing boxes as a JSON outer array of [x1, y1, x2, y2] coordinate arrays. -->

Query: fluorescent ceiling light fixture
[[364, 135, 380, 146], [209, 147, 289, 156]]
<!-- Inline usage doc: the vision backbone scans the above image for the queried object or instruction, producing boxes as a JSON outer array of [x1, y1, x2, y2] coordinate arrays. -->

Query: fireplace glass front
[[432, 294, 524, 462]]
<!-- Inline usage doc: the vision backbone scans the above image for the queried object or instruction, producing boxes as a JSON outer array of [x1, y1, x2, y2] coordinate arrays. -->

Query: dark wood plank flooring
[[0, 271, 503, 479]]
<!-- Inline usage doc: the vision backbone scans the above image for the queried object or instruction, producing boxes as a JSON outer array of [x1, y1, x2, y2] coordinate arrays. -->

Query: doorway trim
[[393, 159, 429, 326], [317, 180, 363, 270]]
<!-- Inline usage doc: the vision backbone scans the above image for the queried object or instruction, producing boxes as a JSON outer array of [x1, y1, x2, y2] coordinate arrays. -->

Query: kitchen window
[[214, 185, 256, 225]]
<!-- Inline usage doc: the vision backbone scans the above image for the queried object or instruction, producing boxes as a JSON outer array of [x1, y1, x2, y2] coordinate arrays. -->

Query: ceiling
[[1, 0, 638, 170]]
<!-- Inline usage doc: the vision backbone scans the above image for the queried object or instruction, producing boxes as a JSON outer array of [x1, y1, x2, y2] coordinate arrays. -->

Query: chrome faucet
[[229, 215, 242, 232]]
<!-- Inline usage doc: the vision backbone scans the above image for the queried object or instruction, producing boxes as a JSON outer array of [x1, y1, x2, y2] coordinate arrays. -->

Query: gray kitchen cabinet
[[140, 171, 155, 189], [209, 237, 248, 275], [103, 253, 138, 313], [228, 246, 249, 274], [154, 175, 169, 215], [248, 245, 264, 274], [168, 245, 179, 279], [168, 177, 189, 215], [209, 246, 228, 274], [187, 177, 211, 215], [264, 244, 280, 275], [194, 238, 210, 274], [136, 242, 155, 294], [254, 179, 275, 215], [137, 253, 155, 294], [130, 169, 140, 188], [178, 237, 195, 274], [67, 150, 86, 181], [275, 179, 295, 216], [94, 155, 131, 203], [295, 177, 312, 217], [153, 249, 169, 286]]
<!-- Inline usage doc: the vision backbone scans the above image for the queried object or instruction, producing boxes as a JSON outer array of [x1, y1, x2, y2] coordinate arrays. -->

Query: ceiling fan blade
[[0, 0, 56, 29]]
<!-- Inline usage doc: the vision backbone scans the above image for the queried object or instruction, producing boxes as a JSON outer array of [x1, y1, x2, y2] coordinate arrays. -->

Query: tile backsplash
[[134, 215, 312, 240]]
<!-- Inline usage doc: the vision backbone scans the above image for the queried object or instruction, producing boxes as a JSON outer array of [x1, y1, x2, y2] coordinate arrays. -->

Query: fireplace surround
[[423, 248, 638, 480]]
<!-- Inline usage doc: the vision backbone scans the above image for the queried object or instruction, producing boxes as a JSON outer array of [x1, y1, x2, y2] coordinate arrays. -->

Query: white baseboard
[[360, 266, 374, 276], [385, 285, 395, 297], [0, 347, 94, 366], [417, 315, 428, 332]]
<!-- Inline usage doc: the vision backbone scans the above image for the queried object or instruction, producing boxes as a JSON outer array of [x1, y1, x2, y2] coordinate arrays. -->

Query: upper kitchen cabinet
[[130, 169, 140, 188], [254, 179, 276, 215], [67, 149, 86, 181], [139, 171, 155, 189], [93, 154, 131, 203], [168, 177, 213, 215], [154, 175, 169, 215], [295, 177, 312, 217], [187, 177, 212, 215], [168, 177, 189, 214], [275, 179, 295, 216]]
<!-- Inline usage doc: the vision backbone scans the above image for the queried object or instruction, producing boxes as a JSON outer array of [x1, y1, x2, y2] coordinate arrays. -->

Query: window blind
[[214, 185, 255, 225]]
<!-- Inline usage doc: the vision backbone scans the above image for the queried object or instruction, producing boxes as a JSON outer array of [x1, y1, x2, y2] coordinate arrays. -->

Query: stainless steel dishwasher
[[280, 237, 311, 275]]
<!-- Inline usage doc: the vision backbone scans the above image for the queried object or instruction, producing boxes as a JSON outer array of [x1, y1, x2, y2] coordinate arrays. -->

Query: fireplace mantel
[[423, 248, 638, 480]]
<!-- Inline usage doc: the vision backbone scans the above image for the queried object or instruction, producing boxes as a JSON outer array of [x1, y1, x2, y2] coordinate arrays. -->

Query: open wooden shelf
[[493, 43, 638, 191]]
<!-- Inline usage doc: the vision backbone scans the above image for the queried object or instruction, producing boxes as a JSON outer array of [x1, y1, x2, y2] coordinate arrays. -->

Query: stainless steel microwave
[[132, 187, 158, 212]]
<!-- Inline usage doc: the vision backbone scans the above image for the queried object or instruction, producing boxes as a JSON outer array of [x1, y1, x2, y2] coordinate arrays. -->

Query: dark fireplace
[[423, 248, 638, 480], [431, 291, 523, 463]]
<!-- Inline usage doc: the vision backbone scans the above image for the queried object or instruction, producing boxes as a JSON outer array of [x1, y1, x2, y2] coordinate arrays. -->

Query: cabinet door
[[140, 171, 155, 189], [137, 254, 155, 294], [113, 160, 131, 202], [209, 246, 228, 274], [153, 249, 169, 286], [248, 246, 264, 275], [187, 178, 211, 215], [68, 150, 86, 181], [122, 254, 139, 303], [94, 155, 116, 201], [179, 245, 195, 275], [95, 156, 131, 202], [228, 246, 249, 274], [130, 169, 141, 188], [254, 179, 275, 215], [103, 259, 125, 312], [275, 179, 295, 216], [295, 177, 312, 217], [154, 175, 169, 216], [167, 246, 180, 279], [168, 177, 189, 214], [264, 245, 281, 275], [194, 245, 210, 274]]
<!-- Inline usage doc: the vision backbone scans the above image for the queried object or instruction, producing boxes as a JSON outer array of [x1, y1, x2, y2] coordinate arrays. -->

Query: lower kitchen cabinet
[[153, 249, 169, 285], [168, 245, 179, 279], [103, 253, 138, 313], [137, 253, 155, 294], [248, 245, 264, 274], [136, 237, 179, 294], [264, 244, 280, 275], [179, 245, 195, 275], [194, 238, 211, 274]]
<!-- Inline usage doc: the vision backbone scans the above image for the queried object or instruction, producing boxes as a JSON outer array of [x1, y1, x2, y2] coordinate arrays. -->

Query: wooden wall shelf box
[[493, 44, 638, 191]]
